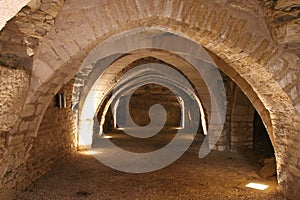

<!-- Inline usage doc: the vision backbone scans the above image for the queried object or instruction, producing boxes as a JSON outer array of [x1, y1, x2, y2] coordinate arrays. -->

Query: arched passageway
[[0, 0, 299, 199]]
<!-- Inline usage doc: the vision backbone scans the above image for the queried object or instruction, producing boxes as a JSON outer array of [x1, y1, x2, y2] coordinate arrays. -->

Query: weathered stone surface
[[0, 66, 29, 132], [8, 135, 24, 146], [25, 81, 76, 185], [0, 0, 65, 76], [0, 0, 30, 31], [231, 87, 255, 150], [259, 157, 277, 178], [260, 0, 300, 57], [275, 0, 300, 11], [0, 0, 299, 200]]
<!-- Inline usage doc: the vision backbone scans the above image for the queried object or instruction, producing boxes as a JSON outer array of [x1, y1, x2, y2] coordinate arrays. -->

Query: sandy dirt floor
[[16, 133, 284, 200]]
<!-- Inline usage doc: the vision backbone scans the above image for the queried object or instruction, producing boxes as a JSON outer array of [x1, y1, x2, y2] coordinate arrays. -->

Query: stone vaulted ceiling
[[0, 0, 299, 199]]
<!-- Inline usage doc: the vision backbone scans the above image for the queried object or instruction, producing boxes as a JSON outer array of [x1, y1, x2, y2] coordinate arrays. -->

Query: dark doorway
[[253, 111, 274, 158]]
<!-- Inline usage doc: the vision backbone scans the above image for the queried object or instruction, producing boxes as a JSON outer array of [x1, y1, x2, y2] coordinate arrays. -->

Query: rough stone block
[[21, 105, 35, 118], [8, 135, 24, 145]]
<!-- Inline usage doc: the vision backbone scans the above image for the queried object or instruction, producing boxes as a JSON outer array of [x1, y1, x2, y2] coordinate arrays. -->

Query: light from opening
[[102, 135, 113, 139], [245, 182, 269, 191], [78, 150, 98, 155]]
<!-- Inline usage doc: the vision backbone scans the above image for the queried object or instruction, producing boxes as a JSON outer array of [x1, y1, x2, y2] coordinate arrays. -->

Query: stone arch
[[9, 0, 299, 198], [74, 44, 218, 149], [80, 62, 206, 147], [98, 64, 198, 130], [100, 84, 186, 132]]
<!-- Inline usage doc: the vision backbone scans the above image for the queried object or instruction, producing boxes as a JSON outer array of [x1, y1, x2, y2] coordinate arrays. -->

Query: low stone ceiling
[[0, 0, 299, 75]]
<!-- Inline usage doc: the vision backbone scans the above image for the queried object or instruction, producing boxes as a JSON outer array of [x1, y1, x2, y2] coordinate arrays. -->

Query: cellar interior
[[0, 0, 299, 199]]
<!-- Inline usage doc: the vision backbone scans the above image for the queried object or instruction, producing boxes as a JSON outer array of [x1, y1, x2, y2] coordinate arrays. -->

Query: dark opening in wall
[[55, 93, 67, 109], [103, 105, 114, 133], [253, 111, 274, 158]]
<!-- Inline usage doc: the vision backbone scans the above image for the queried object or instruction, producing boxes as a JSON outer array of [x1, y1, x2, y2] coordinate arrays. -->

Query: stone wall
[[231, 87, 255, 150], [0, 66, 29, 132], [0, 75, 75, 200], [0, 0, 65, 73], [260, 0, 300, 56], [129, 84, 181, 127], [0, 0, 299, 199], [25, 81, 76, 189], [210, 73, 233, 151], [0, 65, 29, 199], [215, 75, 259, 152]]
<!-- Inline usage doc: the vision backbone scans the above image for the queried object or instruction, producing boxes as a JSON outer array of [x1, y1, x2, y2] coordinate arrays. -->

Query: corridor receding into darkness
[[0, 0, 299, 200]]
